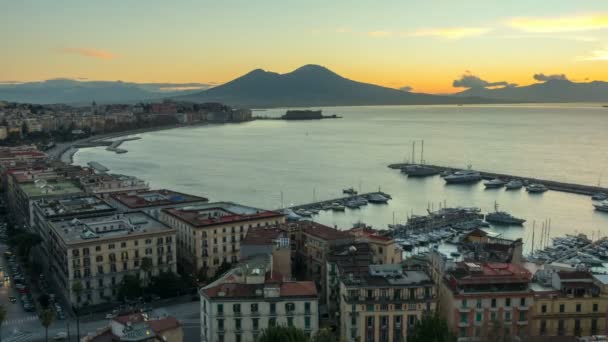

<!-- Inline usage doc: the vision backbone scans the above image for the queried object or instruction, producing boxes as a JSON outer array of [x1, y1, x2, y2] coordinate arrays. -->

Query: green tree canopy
[[117, 274, 143, 301], [257, 326, 309, 342], [148, 272, 188, 298], [407, 314, 457, 342], [9, 232, 42, 257], [312, 328, 335, 342]]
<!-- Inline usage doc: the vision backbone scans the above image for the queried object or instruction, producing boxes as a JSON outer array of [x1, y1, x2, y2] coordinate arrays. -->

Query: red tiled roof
[[452, 262, 532, 285], [280, 281, 317, 297], [558, 271, 593, 280], [241, 226, 285, 245], [300, 222, 353, 241]]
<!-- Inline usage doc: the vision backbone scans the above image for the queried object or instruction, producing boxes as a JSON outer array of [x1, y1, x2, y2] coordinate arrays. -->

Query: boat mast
[[412, 141, 416, 165], [531, 221, 535, 255], [421, 139, 424, 164]]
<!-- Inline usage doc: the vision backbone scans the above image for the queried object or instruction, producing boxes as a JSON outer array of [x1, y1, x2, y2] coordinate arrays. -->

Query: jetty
[[87, 161, 109, 173], [288, 191, 391, 210], [388, 162, 608, 197]]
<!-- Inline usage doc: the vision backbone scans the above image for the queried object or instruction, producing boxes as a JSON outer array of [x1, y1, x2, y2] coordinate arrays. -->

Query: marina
[[286, 191, 392, 217], [389, 162, 608, 197]]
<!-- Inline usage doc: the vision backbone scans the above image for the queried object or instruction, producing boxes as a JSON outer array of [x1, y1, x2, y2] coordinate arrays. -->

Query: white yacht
[[526, 183, 548, 193], [444, 169, 482, 184], [592, 192, 608, 201], [368, 194, 389, 203], [594, 200, 608, 212], [505, 179, 523, 190], [484, 178, 505, 188]]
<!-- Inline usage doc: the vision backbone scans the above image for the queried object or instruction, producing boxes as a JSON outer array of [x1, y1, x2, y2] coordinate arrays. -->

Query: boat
[[592, 192, 608, 201], [526, 183, 548, 193], [594, 200, 608, 212], [401, 164, 439, 177], [331, 202, 345, 211], [505, 179, 523, 190], [354, 197, 368, 206], [295, 209, 313, 217], [485, 203, 526, 225], [368, 194, 389, 204], [400, 241, 414, 251], [444, 169, 482, 184], [440, 170, 451, 178], [343, 187, 358, 195], [345, 200, 360, 209], [484, 178, 505, 188]]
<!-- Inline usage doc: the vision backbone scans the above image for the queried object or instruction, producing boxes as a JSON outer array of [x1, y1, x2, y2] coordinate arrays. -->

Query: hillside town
[[0, 142, 605, 342], [0, 100, 253, 146]]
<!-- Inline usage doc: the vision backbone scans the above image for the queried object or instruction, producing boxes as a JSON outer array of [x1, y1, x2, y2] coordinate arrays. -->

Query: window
[[575, 319, 581, 336], [476, 312, 482, 322], [380, 304, 388, 311], [367, 289, 373, 299], [366, 304, 374, 312], [252, 318, 259, 331], [108, 244, 115, 250], [490, 312, 496, 321], [558, 320, 565, 335], [380, 288, 388, 299], [95, 246, 101, 251], [592, 319, 598, 334], [559, 304, 565, 313], [491, 298, 496, 308], [269, 318, 276, 327], [270, 303, 276, 314], [476, 299, 482, 309], [217, 304, 223, 314], [287, 317, 293, 327], [236, 335, 241, 342], [460, 313, 467, 323], [285, 302, 295, 313], [505, 311, 511, 322], [251, 303, 258, 313], [520, 298, 526, 306], [462, 299, 468, 308], [576, 304, 581, 313], [540, 320, 547, 335], [541, 304, 546, 313], [519, 311, 527, 322], [218, 319, 224, 331], [305, 316, 311, 329], [233, 304, 241, 315], [505, 298, 511, 307], [96, 255, 103, 262], [394, 289, 401, 300], [121, 242, 126, 248], [394, 303, 402, 310], [305, 302, 311, 314], [235, 318, 241, 331], [593, 303, 599, 312], [460, 327, 466, 338]]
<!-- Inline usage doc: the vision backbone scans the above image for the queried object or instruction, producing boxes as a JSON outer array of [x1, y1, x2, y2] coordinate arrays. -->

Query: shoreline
[[50, 122, 211, 164]]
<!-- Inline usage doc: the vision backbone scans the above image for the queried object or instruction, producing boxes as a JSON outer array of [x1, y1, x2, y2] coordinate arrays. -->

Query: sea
[[73, 104, 608, 254]]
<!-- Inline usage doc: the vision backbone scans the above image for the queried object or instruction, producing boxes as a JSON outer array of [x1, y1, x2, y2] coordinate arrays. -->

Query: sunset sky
[[1, 0, 608, 93]]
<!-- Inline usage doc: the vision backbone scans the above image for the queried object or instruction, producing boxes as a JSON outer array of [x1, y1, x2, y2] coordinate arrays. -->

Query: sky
[[1, 0, 608, 94]]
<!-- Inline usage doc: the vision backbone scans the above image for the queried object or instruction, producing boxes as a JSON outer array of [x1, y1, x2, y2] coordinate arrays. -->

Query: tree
[[211, 261, 232, 281], [39, 309, 54, 342], [312, 328, 335, 342], [9, 232, 42, 258], [0, 304, 6, 342], [257, 326, 309, 342], [72, 281, 84, 340], [407, 313, 457, 342], [117, 274, 143, 301], [197, 265, 208, 284], [140, 257, 153, 287], [148, 272, 187, 298], [38, 293, 50, 309]]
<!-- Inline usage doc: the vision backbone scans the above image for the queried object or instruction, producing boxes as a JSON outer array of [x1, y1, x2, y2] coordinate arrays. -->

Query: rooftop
[[34, 196, 116, 218], [328, 243, 374, 277], [241, 226, 287, 245], [341, 263, 432, 288], [163, 202, 283, 228], [202, 280, 317, 300], [110, 189, 208, 209], [19, 179, 83, 198], [296, 221, 353, 241], [50, 211, 173, 245]]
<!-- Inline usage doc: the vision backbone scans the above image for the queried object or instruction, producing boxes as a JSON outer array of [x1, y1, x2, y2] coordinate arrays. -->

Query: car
[[9, 296, 16, 303], [53, 331, 68, 340]]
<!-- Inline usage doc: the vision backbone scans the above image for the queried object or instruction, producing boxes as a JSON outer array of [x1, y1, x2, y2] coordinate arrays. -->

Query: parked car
[[9, 296, 16, 303], [53, 331, 68, 340]]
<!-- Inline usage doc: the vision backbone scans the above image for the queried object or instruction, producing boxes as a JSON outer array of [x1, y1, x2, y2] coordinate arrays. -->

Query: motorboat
[[485, 203, 525, 225], [444, 169, 482, 184], [526, 183, 548, 193], [343, 187, 357, 195], [484, 178, 505, 188], [594, 200, 608, 212], [592, 192, 608, 201], [401, 241, 414, 251], [295, 209, 313, 217], [401, 164, 439, 177], [345, 200, 360, 209], [440, 170, 451, 178], [505, 179, 523, 190], [354, 197, 368, 206], [368, 194, 389, 204], [331, 202, 345, 211]]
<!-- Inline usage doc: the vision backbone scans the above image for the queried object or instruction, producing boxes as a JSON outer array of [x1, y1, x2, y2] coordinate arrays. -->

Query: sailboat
[[400, 140, 439, 177]]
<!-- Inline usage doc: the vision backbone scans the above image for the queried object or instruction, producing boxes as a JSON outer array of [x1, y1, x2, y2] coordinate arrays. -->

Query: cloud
[[453, 72, 515, 89], [409, 27, 491, 39], [577, 47, 608, 61], [59, 47, 117, 60], [367, 30, 392, 38], [509, 13, 608, 33], [533, 73, 569, 82], [399, 86, 413, 92]]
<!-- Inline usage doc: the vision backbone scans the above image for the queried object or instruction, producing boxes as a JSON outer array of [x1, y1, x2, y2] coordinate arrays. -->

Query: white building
[[200, 254, 319, 342]]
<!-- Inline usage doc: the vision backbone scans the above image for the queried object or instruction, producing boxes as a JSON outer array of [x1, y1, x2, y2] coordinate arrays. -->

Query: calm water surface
[[74, 104, 608, 252]]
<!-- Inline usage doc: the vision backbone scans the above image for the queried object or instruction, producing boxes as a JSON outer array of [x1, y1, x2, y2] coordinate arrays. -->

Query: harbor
[[285, 191, 392, 218]]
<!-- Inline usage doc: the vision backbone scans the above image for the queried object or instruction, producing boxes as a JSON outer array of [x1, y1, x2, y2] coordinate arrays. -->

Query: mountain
[[0, 79, 211, 104], [454, 79, 608, 103], [174, 64, 500, 107]]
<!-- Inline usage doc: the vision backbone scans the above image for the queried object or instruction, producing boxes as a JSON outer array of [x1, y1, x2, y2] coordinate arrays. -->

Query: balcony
[[250, 311, 260, 317], [217, 312, 224, 317], [458, 307, 471, 313]]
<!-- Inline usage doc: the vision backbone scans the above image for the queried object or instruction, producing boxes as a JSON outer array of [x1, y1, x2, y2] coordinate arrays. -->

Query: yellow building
[[160, 202, 285, 277], [339, 264, 436, 342], [530, 271, 608, 338], [349, 226, 402, 265]]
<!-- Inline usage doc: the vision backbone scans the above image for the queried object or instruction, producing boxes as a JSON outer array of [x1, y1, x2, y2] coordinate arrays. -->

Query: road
[[1, 299, 201, 342]]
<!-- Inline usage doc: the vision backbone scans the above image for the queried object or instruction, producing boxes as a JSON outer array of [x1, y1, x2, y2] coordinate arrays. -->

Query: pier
[[288, 191, 392, 210], [388, 163, 608, 196], [87, 161, 109, 173]]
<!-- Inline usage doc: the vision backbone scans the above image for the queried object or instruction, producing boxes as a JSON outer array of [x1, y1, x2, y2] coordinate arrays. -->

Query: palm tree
[[0, 304, 7, 342], [39, 309, 54, 342], [140, 257, 153, 287], [71, 281, 84, 340]]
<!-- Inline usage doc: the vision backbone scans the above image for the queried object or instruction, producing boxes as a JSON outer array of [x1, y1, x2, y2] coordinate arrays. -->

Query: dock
[[87, 161, 109, 173], [388, 163, 608, 196], [288, 191, 392, 210]]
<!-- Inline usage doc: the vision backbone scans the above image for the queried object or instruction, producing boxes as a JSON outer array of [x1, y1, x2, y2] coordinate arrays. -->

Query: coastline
[[50, 122, 210, 164]]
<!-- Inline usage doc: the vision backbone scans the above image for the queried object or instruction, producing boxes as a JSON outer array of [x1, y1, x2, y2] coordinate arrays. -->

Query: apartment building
[[107, 189, 208, 219], [160, 202, 285, 277], [240, 225, 292, 279], [440, 262, 533, 341], [339, 264, 436, 342], [78, 173, 149, 196], [348, 226, 402, 264], [45, 211, 176, 305], [200, 254, 319, 342], [529, 270, 608, 338]]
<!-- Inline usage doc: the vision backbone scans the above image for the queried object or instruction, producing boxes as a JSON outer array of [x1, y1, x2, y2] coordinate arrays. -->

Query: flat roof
[[34, 196, 115, 218], [241, 226, 286, 245], [299, 222, 353, 241], [110, 189, 208, 209], [50, 211, 173, 245], [202, 281, 317, 300], [163, 202, 283, 228], [342, 264, 432, 287], [20, 180, 83, 198]]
